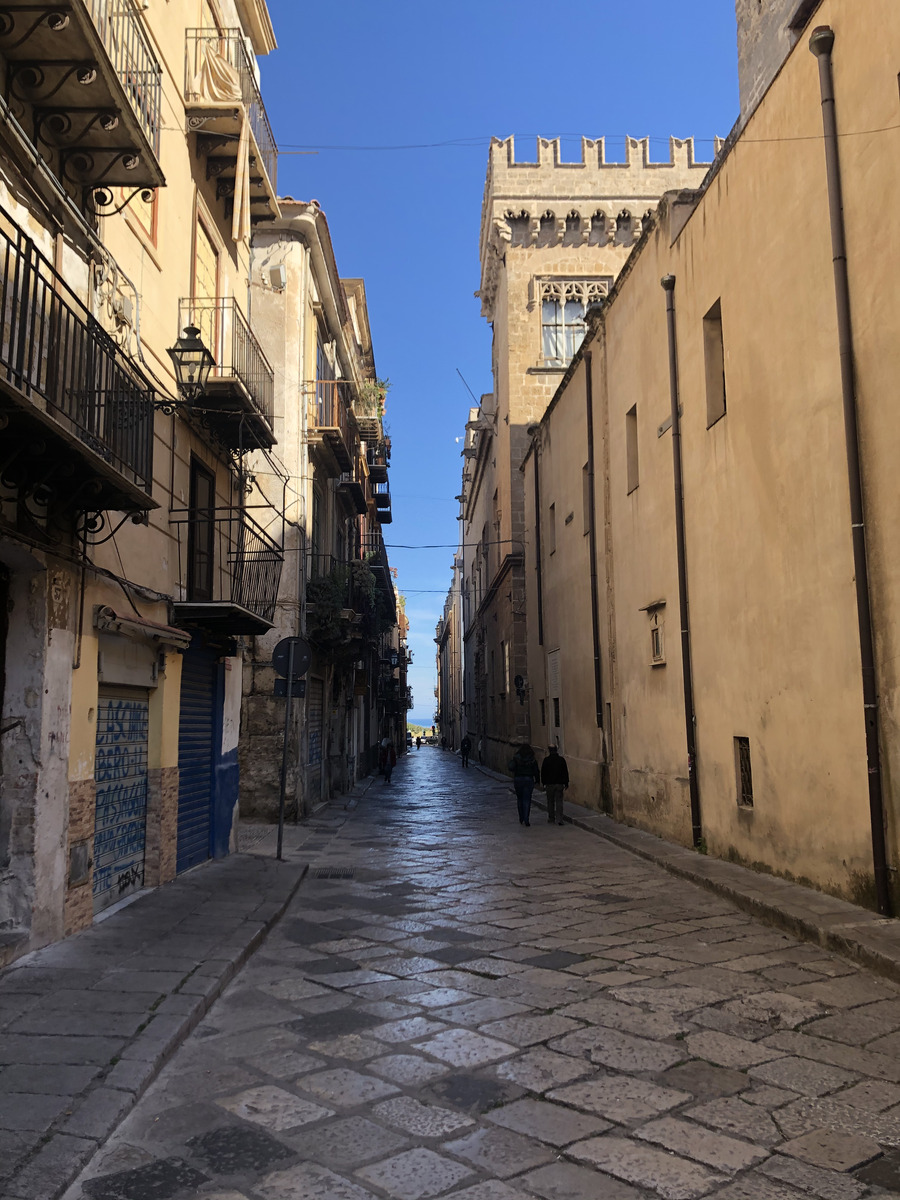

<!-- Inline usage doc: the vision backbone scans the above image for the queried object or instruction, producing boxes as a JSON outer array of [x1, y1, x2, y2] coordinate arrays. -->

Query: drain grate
[[314, 867, 355, 879]]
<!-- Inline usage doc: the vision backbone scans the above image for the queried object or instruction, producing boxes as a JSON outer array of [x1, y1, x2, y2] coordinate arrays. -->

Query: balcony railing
[[306, 378, 353, 473], [352, 390, 382, 441], [0, 204, 154, 502], [308, 378, 350, 437], [170, 506, 283, 632], [184, 27, 277, 191], [88, 0, 162, 156], [179, 297, 274, 430], [0, 1, 164, 188]]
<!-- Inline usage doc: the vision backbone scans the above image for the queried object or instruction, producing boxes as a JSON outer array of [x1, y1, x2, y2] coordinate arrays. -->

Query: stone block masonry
[[735, 0, 823, 121], [479, 136, 720, 322]]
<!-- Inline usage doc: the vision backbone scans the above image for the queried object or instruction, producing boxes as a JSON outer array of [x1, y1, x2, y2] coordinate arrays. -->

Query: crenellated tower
[[479, 135, 718, 322], [461, 133, 720, 772]]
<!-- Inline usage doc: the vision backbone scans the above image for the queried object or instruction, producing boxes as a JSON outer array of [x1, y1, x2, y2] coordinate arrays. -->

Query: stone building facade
[[0, 0, 400, 962], [435, 557, 463, 752], [242, 203, 400, 819], [520, 0, 900, 909], [461, 135, 716, 772], [735, 0, 822, 120], [0, 0, 281, 959]]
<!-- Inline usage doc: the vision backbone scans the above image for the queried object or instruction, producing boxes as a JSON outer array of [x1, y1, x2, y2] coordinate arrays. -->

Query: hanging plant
[[350, 560, 377, 614], [306, 565, 350, 646]]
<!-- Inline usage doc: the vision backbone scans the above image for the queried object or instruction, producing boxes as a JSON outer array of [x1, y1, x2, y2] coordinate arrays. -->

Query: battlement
[[478, 133, 723, 318], [492, 135, 715, 175]]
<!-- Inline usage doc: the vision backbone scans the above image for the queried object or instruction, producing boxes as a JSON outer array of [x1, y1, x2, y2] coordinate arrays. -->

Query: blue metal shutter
[[177, 641, 217, 873], [93, 690, 149, 914]]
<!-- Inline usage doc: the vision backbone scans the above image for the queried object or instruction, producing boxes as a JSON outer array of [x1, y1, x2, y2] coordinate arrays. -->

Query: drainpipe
[[810, 27, 891, 915], [661, 277, 703, 848], [584, 350, 604, 730], [532, 436, 544, 647]]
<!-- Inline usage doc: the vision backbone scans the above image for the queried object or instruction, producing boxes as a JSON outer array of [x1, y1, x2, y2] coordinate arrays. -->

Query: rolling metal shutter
[[177, 641, 217, 873], [93, 689, 149, 914], [307, 676, 324, 803]]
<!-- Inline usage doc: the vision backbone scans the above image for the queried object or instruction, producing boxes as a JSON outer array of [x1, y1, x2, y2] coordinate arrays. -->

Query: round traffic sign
[[273, 637, 312, 679]]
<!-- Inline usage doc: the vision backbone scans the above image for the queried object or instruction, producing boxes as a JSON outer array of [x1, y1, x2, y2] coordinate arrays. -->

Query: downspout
[[661, 276, 703, 847], [583, 350, 604, 730], [532, 438, 544, 647], [810, 27, 891, 915]]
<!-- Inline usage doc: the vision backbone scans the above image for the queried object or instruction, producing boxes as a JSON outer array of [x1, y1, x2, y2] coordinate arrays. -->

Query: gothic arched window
[[540, 278, 612, 366]]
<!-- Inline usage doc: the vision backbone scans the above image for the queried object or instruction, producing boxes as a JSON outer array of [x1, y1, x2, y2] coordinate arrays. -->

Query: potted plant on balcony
[[306, 565, 349, 646], [307, 560, 383, 648], [357, 377, 390, 418]]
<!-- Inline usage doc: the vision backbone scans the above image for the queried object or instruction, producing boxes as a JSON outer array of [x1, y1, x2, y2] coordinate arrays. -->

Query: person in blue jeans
[[508, 743, 541, 826]]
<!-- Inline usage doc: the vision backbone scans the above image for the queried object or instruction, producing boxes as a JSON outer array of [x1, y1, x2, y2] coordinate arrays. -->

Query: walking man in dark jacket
[[460, 735, 471, 767], [541, 745, 569, 825]]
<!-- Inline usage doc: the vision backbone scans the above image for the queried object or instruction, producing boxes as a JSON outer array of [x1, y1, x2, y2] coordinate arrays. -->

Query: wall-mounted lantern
[[167, 325, 214, 405]]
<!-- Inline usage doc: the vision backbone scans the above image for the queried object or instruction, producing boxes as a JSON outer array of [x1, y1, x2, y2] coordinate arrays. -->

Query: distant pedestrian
[[383, 740, 397, 784], [441, 736, 447, 751], [508, 742, 540, 826], [416, 736, 421, 750], [541, 744, 569, 825], [460, 735, 471, 768]]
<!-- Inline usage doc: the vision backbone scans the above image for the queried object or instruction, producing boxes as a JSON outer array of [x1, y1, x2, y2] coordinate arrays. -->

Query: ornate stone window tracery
[[539, 278, 612, 366]]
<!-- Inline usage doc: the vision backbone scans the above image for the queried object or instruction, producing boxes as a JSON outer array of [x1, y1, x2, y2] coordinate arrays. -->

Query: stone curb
[[472, 763, 900, 987], [6, 859, 308, 1200]]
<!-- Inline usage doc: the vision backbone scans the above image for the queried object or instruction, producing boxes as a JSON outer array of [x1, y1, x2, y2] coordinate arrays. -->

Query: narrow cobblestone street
[[64, 750, 900, 1200]]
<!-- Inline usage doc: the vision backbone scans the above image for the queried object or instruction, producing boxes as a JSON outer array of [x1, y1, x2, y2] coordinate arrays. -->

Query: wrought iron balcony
[[0, 0, 164, 191], [367, 440, 389, 485], [184, 28, 278, 224], [170, 506, 283, 635], [372, 482, 392, 524], [178, 298, 275, 451], [352, 390, 382, 442], [0, 204, 155, 514], [306, 379, 353, 474], [360, 533, 396, 618], [306, 554, 383, 647], [336, 469, 367, 516]]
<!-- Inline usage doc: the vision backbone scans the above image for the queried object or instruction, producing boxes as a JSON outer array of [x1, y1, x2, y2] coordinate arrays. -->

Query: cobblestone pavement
[[64, 749, 900, 1200]]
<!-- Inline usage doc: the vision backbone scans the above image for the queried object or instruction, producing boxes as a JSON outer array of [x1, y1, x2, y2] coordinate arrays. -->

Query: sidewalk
[[475, 761, 900, 987], [0, 844, 308, 1199]]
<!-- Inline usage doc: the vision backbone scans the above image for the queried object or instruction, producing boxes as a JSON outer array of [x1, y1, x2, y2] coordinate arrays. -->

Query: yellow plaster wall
[[532, 0, 900, 900]]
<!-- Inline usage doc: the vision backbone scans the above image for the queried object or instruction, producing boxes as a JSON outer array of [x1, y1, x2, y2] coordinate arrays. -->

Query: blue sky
[[261, 1, 741, 724]]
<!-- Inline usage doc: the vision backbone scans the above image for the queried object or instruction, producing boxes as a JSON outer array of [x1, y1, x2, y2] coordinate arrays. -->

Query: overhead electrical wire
[[152, 125, 900, 150]]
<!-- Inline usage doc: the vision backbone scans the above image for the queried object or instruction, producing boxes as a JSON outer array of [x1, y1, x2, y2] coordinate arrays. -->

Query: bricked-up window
[[704, 299, 727, 427], [735, 736, 754, 807], [626, 405, 639, 494]]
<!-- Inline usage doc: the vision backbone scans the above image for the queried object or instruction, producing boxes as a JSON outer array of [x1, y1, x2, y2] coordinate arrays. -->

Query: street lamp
[[167, 325, 214, 406]]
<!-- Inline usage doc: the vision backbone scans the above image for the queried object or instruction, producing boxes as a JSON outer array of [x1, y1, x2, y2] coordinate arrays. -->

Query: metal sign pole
[[276, 637, 296, 861]]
